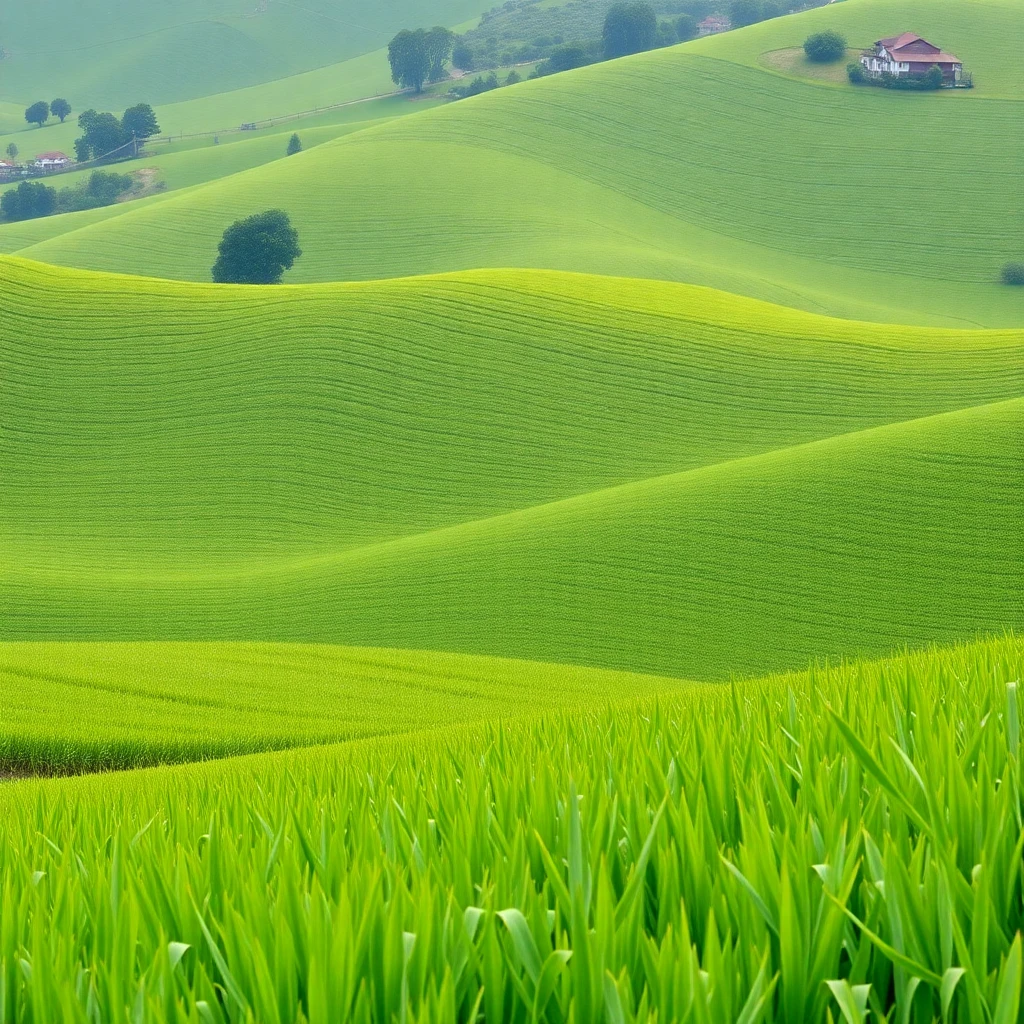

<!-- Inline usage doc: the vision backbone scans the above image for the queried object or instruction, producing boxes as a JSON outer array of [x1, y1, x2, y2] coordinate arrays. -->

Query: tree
[[505, 69, 522, 86], [675, 13, 697, 41], [603, 2, 658, 59], [388, 29, 430, 93], [847, 61, 865, 84], [74, 110, 129, 162], [452, 41, 474, 71], [212, 210, 301, 285], [424, 26, 454, 82], [535, 42, 592, 76], [804, 31, 846, 63], [1001, 262, 1024, 286], [922, 64, 944, 89], [25, 101, 49, 127], [729, 0, 764, 28], [5, 143, 18, 161], [122, 103, 160, 141], [51, 98, 72, 123], [286, 133, 302, 155], [1, 180, 56, 221]]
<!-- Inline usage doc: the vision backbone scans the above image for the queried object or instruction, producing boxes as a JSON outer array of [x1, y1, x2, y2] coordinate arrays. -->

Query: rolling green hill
[[0, 0, 487, 110], [0, 641, 682, 774], [2, 258, 1020, 677], [5, 0, 1020, 326]]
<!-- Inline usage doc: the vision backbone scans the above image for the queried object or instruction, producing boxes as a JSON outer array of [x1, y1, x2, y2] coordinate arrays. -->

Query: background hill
[[2, 258, 1021, 678], [4, 0, 1021, 326], [0, 0, 488, 109]]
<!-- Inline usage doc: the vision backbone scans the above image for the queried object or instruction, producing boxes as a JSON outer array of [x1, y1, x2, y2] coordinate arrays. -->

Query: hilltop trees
[[212, 210, 302, 285], [388, 29, 431, 92], [122, 103, 161, 141], [804, 31, 846, 62], [25, 101, 49, 127], [50, 98, 72, 123], [603, 2, 658, 59]]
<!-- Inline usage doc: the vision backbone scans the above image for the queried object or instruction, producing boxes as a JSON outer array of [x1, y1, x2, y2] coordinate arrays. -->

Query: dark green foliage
[[5, 143, 18, 161], [451, 71, 500, 98], [729, 0, 763, 27], [56, 171, 134, 214], [1001, 262, 1024, 286], [1, 180, 56, 221], [803, 30, 846, 62], [452, 41, 474, 71], [121, 103, 160, 140], [24, 101, 49, 127], [424, 26, 455, 82], [50, 98, 72, 123], [286, 133, 302, 156], [532, 42, 596, 77], [388, 29, 430, 93], [211, 210, 302, 285], [657, 20, 678, 46], [505, 68, 523, 86], [75, 110, 129, 162], [922, 63, 944, 89], [675, 13, 697, 40], [603, 2, 658, 58], [847, 61, 865, 83]]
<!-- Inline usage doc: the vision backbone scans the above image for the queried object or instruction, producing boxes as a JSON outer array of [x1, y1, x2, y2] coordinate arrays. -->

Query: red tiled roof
[[35, 151, 69, 160], [896, 51, 961, 63], [878, 32, 926, 49]]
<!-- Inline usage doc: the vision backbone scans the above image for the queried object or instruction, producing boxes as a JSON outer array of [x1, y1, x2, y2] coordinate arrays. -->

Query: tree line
[[24, 98, 72, 127], [0, 170, 135, 222]]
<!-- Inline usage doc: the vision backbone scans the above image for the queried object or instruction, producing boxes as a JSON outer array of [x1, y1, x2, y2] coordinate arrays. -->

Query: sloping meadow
[[0, 635, 1020, 1022]]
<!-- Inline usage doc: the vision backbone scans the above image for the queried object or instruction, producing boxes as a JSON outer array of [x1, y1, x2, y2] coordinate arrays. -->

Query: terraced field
[[3, 0, 1021, 326]]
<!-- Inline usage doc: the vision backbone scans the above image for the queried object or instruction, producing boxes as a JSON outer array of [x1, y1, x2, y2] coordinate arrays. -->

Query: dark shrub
[[847, 61, 865, 83], [212, 210, 302, 285], [1001, 262, 1024, 286], [804, 31, 846, 63], [1, 180, 57, 221]]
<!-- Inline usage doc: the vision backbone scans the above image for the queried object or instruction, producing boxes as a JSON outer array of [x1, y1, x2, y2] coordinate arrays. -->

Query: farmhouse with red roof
[[860, 33, 964, 83], [33, 151, 71, 171]]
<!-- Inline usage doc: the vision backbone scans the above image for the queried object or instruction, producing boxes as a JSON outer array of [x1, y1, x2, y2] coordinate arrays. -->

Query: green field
[[1, 637, 1021, 1022], [0, 0, 488, 110], [4, 0, 1021, 326], [1, 0, 1022, 1019]]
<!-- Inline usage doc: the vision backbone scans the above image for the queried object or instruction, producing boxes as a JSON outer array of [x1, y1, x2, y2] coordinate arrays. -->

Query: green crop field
[[1, 0, 1022, 1019], [1, 637, 1022, 1022]]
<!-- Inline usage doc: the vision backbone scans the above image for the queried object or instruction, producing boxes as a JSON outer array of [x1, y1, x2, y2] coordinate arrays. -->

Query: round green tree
[[1001, 262, 1024, 286], [25, 101, 49, 127], [212, 210, 302, 285], [51, 98, 72, 123], [804, 31, 847, 63], [602, 2, 657, 59]]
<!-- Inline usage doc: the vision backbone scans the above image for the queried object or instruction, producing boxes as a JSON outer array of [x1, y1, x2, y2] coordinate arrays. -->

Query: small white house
[[33, 151, 71, 171]]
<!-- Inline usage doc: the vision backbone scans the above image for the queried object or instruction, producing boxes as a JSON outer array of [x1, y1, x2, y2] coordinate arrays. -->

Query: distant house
[[0, 160, 17, 178], [33, 151, 71, 171], [698, 15, 731, 36], [860, 33, 964, 83]]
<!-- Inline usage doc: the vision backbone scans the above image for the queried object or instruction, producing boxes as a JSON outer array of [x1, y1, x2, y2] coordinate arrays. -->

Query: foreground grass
[[0, 642, 682, 776], [0, 635, 1020, 1022]]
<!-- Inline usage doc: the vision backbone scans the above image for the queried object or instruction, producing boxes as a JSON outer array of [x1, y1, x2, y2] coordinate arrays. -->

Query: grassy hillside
[[691, 0, 1024, 98], [2, 259, 1020, 677], [0, 0, 487, 109], [1, 636, 1020, 1022], [7, 0, 1021, 326], [0, 641, 681, 774]]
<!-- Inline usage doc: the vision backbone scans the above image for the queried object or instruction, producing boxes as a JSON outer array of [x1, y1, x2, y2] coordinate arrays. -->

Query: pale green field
[[4, 0, 1020, 326]]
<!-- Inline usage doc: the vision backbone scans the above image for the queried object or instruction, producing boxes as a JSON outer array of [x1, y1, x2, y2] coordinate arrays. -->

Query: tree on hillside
[[804, 31, 846, 62], [388, 29, 431, 93], [212, 210, 302, 285], [424, 26, 455, 82], [122, 103, 160, 141], [74, 110, 129, 162], [1, 180, 56, 221], [533, 42, 593, 77], [1001, 262, 1024, 286], [6, 143, 18, 161], [729, 0, 764, 27], [286, 133, 302, 155], [25, 101, 49, 127], [603, 2, 658, 59], [675, 13, 698, 41], [452, 41, 474, 71], [50, 98, 72, 123]]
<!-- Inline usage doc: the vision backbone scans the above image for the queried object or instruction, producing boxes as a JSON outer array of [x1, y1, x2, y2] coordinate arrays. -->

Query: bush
[[804, 30, 846, 63], [212, 210, 302, 285], [505, 69, 522, 86], [451, 72, 499, 98], [1, 180, 56, 221], [1001, 262, 1024, 286], [56, 170, 134, 214], [451, 42, 474, 71], [533, 42, 594, 77], [847, 61, 865, 83], [675, 13, 697, 41]]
